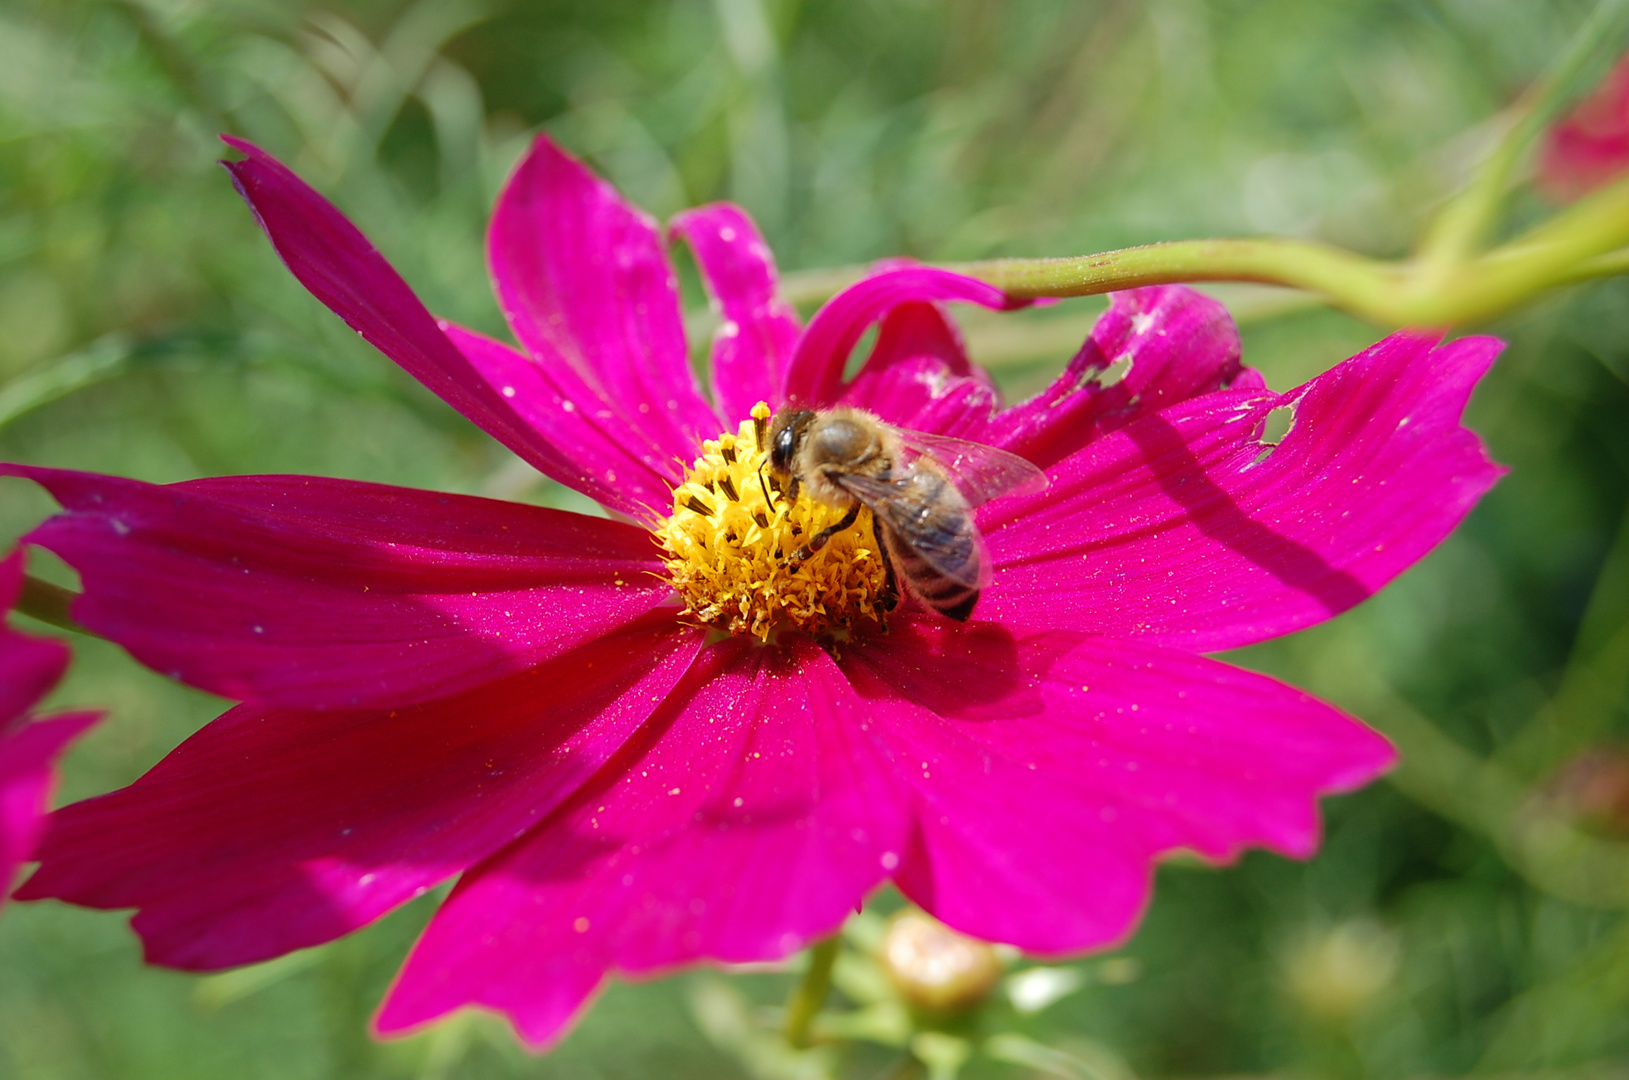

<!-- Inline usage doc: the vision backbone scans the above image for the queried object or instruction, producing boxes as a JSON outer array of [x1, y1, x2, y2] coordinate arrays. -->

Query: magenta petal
[[670, 204, 801, 424], [376, 635, 909, 1049], [982, 286, 1246, 469], [980, 333, 1505, 651], [782, 267, 1019, 409], [441, 322, 681, 518], [9, 467, 673, 710], [862, 299, 985, 381], [221, 138, 657, 512], [18, 619, 704, 967], [0, 552, 68, 727], [0, 549, 96, 906], [2, 711, 98, 904], [836, 287, 1245, 461], [841, 287, 1246, 463], [839, 302, 1004, 435], [843, 617, 1394, 954], [488, 136, 721, 459]]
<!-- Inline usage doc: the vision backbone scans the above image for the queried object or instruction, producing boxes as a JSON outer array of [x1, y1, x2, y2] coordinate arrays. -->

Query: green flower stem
[[1418, 0, 1629, 266], [16, 574, 88, 636], [1503, 167, 1629, 257], [1308, 621, 1629, 912], [948, 239, 1405, 319], [1569, 245, 1629, 280], [773, 3, 1629, 332], [785, 70, 1629, 333], [783, 936, 840, 1050], [947, 165, 1629, 328], [786, 205, 1629, 331]]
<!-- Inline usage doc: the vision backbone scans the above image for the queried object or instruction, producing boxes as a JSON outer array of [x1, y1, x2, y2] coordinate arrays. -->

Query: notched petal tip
[[215, 136, 674, 517], [376, 638, 906, 1048], [848, 623, 1400, 953]]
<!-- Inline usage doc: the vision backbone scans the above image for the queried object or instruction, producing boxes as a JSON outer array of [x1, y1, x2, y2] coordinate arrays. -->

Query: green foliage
[[2, 0, 1629, 1077]]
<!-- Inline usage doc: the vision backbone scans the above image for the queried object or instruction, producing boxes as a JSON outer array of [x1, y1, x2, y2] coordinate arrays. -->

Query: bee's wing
[[836, 471, 991, 590], [893, 429, 1048, 508]]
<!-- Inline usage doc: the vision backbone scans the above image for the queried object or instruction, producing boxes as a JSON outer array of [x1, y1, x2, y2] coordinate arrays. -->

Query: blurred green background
[[4, 0, 1629, 1077]]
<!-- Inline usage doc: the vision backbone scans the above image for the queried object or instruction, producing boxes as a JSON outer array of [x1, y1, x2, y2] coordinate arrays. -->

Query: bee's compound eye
[[771, 425, 798, 472]]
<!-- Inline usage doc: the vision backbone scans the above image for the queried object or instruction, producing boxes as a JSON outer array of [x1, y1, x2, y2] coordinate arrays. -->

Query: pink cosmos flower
[[0, 552, 99, 908], [1538, 54, 1629, 202], [5, 135, 1502, 1048]]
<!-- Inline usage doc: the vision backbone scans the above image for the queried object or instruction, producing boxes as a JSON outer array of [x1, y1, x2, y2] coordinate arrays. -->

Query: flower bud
[[880, 910, 1003, 1013], [1536, 746, 1629, 836], [1283, 919, 1400, 1022]]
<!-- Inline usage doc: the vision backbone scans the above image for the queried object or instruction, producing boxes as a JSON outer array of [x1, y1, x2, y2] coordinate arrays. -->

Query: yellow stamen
[[655, 402, 890, 642]]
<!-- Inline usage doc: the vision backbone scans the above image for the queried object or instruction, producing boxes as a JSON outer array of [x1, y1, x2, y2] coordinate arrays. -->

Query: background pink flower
[[1538, 55, 1629, 202], [0, 552, 99, 909], [6, 136, 1502, 1047]]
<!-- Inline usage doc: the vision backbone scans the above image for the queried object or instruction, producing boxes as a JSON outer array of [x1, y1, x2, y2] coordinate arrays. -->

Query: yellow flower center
[[655, 402, 891, 642]]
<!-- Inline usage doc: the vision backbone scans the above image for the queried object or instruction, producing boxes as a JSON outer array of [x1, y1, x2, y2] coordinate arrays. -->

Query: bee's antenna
[[756, 461, 780, 512]]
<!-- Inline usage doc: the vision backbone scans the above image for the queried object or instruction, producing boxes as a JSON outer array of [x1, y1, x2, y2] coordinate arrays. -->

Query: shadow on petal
[[1125, 412, 1369, 618]]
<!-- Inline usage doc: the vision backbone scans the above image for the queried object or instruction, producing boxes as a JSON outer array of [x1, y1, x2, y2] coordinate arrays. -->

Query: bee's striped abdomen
[[883, 527, 980, 621]]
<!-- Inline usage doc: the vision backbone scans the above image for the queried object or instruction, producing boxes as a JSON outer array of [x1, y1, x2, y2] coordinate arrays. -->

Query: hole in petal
[[1096, 356, 1134, 388], [1076, 355, 1133, 395], [1260, 403, 1297, 446], [844, 324, 882, 380], [1249, 403, 1298, 466]]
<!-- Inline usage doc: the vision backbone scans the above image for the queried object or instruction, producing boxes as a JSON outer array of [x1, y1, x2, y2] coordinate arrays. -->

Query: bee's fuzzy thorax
[[790, 405, 894, 509]]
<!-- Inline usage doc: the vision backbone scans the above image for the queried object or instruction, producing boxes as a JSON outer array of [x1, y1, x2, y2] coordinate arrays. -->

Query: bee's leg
[[872, 514, 899, 613], [788, 503, 859, 566]]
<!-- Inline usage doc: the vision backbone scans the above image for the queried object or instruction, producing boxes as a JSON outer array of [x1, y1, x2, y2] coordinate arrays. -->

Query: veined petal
[[670, 204, 801, 425], [979, 333, 1504, 651], [17, 618, 704, 967], [441, 323, 681, 518], [376, 635, 909, 1049], [843, 617, 1394, 953], [221, 138, 652, 514], [488, 136, 721, 459], [782, 267, 1020, 409], [2, 711, 99, 904], [8, 467, 673, 710]]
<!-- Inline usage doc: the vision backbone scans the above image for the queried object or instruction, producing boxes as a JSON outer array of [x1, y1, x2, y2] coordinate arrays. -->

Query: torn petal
[[980, 332, 1504, 652], [983, 286, 1247, 470]]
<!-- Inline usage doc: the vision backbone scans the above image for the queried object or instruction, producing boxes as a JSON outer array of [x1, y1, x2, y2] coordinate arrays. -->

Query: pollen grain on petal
[[655, 401, 890, 642]]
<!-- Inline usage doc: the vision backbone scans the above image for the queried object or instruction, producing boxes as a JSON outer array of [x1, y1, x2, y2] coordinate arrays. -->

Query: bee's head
[[767, 410, 814, 476]]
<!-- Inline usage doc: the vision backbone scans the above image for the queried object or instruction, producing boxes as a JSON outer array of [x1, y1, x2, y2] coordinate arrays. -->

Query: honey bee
[[765, 407, 1047, 621]]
